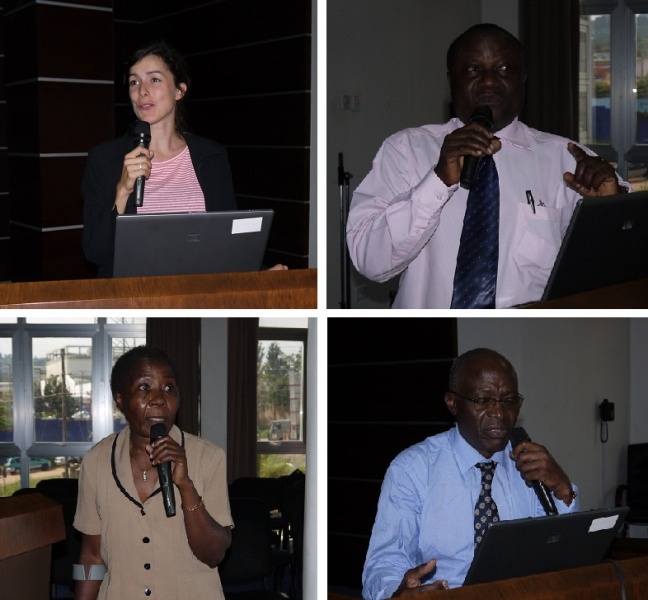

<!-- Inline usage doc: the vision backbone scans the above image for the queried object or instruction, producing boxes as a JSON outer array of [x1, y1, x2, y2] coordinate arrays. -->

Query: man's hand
[[563, 143, 624, 197], [510, 439, 574, 504], [391, 559, 449, 597], [434, 123, 502, 187]]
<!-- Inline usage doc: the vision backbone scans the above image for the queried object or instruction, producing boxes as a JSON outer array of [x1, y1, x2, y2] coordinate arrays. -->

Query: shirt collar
[[449, 424, 509, 475], [454, 116, 531, 151]]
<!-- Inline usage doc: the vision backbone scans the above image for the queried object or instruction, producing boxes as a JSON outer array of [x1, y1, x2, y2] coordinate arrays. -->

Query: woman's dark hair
[[110, 345, 179, 397], [127, 41, 191, 134]]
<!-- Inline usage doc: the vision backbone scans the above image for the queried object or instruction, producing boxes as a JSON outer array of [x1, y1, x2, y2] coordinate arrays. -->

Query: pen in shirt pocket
[[525, 190, 536, 214]]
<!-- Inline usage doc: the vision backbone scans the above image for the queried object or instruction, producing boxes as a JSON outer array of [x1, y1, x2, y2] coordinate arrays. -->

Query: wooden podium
[[328, 556, 648, 600], [0, 493, 66, 599], [521, 278, 648, 309], [0, 268, 317, 309]]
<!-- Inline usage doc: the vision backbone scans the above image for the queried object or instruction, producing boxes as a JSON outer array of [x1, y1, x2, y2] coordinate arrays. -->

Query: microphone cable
[[603, 558, 627, 600]]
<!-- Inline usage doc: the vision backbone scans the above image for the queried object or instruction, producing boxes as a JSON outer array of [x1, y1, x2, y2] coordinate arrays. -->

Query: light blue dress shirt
[[362, 425, 579, 599]]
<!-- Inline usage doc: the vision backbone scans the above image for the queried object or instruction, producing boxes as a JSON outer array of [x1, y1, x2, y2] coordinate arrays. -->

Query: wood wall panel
[[190, 94, 310, 147], [0, 239, 10, 282], [189, 37, 311, 98], [228, 147, 310, 201], [7, 157, 86, 227], [329, 423, 452, 482], [6, 82, 114, 154], [328, 534, 371, 593], [328, 318, 457, 364], [4, 1, 114, 281], [329, 362, 455, 421], [9, 227, 92, 283], [237, 196, 309, 256], [328, 318, 458, 595], [113, 0, 311, 47]]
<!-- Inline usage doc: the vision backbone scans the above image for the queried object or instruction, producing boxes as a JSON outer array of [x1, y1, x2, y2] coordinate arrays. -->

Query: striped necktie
[[451, 155, 499, 308]]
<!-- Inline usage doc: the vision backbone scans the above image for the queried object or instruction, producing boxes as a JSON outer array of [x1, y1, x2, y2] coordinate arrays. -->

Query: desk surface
[[0, 268, 317, 309]]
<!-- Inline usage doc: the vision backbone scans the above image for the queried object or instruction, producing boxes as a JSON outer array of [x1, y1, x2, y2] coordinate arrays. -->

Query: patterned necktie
[[474, 461, 499, 549], [451, 155, 500, 308]]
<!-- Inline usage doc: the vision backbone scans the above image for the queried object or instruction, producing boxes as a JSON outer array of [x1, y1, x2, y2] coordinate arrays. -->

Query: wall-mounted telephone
[[600, 398, 615, 422]]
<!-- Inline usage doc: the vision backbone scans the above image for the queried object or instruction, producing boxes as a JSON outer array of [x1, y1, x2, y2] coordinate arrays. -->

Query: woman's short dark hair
[[110, 345, 178, 397], [127, 41, 191, 134]]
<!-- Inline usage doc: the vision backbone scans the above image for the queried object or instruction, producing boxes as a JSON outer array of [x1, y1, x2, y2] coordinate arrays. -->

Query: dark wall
[[328, 318, 458, 594], [1, 0, 311, 282], [3, 0, 114, 282], [0, 4, 8, 281]]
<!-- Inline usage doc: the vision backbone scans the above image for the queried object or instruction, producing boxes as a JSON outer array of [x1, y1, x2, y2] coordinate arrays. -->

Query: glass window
[[579, 14, 611, 145], [33, 339, 93, 444], [0, 338, 13, 444], [257, 326, 307, 478], [0, 318, 146, 495]]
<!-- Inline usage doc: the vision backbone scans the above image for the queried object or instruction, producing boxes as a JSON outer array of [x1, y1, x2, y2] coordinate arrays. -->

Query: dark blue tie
[[474, 461, 499, 549], [451, 155, 499, 308]]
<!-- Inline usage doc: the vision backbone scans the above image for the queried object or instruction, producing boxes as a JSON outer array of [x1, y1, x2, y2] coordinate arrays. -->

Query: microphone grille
[[132, 120, 151, 137], [150, 422, 168, 441], [510, 426, 531, 447], [470, 106, 494, 129]]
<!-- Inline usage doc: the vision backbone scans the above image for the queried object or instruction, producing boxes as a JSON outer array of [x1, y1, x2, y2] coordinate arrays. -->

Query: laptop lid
[[463, 506, 629, 586], [541, 191, 648, 301], [112, 210, 274, 278]]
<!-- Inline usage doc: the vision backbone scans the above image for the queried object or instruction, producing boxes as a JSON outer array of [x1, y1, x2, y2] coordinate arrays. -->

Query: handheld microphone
[[460, 106, 494, 190], [150, 422, 176, 517], [132, 120, 151, 207], [510, 427, 558, 516]]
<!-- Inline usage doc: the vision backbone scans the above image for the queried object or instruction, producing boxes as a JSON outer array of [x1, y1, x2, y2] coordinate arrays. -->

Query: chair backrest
[[219, 496, 274, 586], [229, 477, 283, 512], [627, 443, 648, 509]]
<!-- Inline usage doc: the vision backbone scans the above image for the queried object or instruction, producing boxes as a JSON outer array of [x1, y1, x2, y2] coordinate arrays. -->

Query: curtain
[[146, 318, 201, 435], [519, 0, 581, 140], [227, 318, 259, 483]]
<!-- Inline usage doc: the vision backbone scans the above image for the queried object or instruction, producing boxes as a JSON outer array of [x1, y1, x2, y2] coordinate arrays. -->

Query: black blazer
[[81, 133, 237, 277]]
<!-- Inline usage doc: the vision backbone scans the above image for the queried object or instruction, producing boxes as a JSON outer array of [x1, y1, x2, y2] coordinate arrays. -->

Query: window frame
[[256, 326, 307, 456], [0, 318, 145, 489]]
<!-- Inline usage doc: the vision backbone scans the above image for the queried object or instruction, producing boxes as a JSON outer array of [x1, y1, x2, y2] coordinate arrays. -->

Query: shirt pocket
[[514, 203, 564, 271]]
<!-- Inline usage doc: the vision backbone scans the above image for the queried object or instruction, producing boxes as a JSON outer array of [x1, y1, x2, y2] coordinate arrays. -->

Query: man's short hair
[[446, 23, 526, 72], [448, 347, 517, 392], [110, 345, 178, 397]]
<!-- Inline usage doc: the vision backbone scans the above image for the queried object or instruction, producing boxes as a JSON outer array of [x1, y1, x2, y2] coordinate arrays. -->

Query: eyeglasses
[[450, 391, 524, 411]]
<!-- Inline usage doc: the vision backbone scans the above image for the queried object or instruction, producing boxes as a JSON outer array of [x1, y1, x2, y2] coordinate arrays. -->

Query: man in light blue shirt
[[362, 348, 579, 598]]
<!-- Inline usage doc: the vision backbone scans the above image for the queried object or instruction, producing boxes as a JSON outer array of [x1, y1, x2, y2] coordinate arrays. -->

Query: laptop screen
[[541, 191, 648, 301], [463, 506, 629, 586], [112, 210, 274, 278]]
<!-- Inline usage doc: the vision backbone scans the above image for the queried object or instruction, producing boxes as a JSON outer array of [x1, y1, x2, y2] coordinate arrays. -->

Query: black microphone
[[510, 427, 558, 516], [150, 422, 176, 517], [132, 120, 151, 207], [460, 106, 494, 189]]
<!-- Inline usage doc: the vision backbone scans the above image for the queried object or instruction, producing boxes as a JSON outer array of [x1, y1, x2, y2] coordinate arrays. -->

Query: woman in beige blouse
[[73, 345, 232, 600]]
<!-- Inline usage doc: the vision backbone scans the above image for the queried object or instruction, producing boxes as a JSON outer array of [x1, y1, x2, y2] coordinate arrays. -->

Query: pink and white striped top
[[137, 146, 206, 214]]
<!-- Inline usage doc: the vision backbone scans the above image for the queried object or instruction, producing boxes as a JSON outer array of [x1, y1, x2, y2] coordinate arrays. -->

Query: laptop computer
[[112, 210, 274, 278], [541, 191, 648, 301], [463, 506, 629, 586]]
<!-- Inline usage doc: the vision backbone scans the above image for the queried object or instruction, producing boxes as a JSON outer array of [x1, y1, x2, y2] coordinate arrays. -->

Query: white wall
[[200, 319, 229, 449], [457, 318, 632, 511], [327, 0, 518, 308]]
